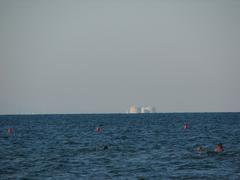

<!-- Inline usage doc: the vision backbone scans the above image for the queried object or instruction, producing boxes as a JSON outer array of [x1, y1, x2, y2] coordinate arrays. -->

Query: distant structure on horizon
[[128, 105, 156, 114], [129, 105, 138, 113]]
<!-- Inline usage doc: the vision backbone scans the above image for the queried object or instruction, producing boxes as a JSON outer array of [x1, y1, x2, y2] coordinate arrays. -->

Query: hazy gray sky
[[0, 0, 240, 114]]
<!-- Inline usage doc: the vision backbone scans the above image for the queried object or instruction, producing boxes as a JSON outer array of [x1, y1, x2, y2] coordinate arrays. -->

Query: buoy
[[96, 127, 101, 132], [183, 123, 189, 129], [8, 128, 13, 134]]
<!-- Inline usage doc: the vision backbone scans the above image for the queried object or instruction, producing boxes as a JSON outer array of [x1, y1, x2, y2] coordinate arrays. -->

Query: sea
[[0, 113, 240, 179]]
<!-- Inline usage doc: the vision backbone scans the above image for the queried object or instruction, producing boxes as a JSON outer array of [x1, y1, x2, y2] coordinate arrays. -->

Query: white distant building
[[140, 106, 145, 113], [140, 106, 156, 113], [128, 105, 156, 113]]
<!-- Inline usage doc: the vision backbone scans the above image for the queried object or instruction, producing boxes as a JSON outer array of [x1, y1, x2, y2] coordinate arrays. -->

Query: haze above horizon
[[1, 0, 240, 114]]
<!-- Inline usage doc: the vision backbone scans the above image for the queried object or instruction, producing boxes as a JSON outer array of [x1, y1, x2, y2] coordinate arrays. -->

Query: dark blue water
[[0, 113, 240, 179]]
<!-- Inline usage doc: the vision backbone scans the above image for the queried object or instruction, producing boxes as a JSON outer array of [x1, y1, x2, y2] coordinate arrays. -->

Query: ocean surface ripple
[[0, 113, 240, 179]]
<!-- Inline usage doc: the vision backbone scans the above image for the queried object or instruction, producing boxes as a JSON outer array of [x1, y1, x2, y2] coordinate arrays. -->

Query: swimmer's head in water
[[183, 123, 189, 129], [215, 143, 224, 152], [195, 146, 205, 152], [96, 127, 101, 132]]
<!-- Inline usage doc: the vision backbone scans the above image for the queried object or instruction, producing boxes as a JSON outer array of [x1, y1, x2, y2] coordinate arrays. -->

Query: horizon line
[[0, 111, 239, 116]]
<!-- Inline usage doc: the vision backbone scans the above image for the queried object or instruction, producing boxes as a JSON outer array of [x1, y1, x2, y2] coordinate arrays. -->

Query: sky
[[0, 0, 240, 114]]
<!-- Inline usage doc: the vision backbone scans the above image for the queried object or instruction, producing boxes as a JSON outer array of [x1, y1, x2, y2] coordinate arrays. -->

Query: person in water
[[214, 143, 224, 152], [195, 146, 205, 153], [206, 143, 224, 155], [195, 144, 224, 155], [103, 145, 108, 150]]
